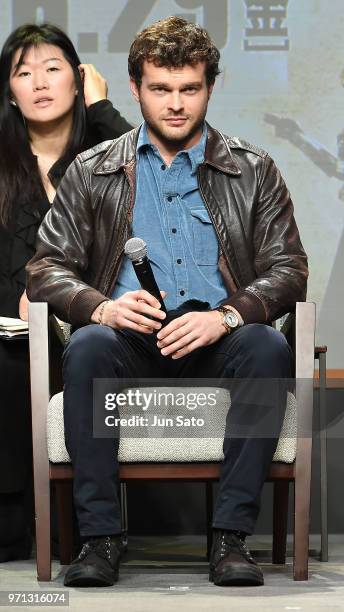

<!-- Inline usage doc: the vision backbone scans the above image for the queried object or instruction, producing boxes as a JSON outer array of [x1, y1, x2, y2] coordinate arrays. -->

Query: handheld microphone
[[124, 237, 167, 314]]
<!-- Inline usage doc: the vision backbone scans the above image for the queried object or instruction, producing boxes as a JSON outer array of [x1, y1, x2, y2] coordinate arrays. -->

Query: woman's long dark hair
[[0, 23, 87, 225]]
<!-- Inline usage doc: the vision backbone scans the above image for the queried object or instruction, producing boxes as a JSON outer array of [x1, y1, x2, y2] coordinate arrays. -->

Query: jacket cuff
[[68, 288, 109, 326], [86, 99, 112, 117], [221, 288, 267, 324]]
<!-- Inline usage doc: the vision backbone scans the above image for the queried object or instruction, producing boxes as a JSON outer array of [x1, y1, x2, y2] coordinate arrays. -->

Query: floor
[[1, 535, 344, 611]]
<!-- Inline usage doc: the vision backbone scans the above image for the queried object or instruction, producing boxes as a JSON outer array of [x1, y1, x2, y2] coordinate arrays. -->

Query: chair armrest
[[29, 301, 50, 406], [28, 302, 51, 492], [29, 302, 65, 398], [294, 302, 316, 441], [279, 302, 316, 437], [294, 302, 316, 380]]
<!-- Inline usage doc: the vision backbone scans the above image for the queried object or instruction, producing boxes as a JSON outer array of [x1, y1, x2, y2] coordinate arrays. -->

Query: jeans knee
[[63, 325, 117, 375], [233, 324, 292, 377]]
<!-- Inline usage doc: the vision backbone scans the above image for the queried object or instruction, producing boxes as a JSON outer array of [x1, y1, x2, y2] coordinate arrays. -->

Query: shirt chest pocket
[[190, 208, 219, 266]]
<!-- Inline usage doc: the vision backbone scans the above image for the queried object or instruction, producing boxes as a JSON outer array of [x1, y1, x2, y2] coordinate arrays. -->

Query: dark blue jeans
[[63, 321, 292, 537]]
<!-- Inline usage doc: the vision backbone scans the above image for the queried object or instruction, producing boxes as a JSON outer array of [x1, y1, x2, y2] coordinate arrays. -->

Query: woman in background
[[0, 23, 133, 561]]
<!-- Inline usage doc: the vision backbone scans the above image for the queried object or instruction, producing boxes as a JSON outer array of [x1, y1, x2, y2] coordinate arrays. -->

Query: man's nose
[[168, 92, 183, 112]]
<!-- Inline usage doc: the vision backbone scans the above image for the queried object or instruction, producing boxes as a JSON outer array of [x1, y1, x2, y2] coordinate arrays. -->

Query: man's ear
[[129, 77, 140, 102]]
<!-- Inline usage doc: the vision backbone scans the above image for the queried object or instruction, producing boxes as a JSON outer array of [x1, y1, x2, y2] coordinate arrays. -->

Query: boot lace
[[77, 537, 113, 563], [218, 532, 253, 562]]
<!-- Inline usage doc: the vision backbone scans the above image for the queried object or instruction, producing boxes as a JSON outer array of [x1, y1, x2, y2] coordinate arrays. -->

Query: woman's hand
[[19, 290, 29, 321], [79, 64, 108, 107]]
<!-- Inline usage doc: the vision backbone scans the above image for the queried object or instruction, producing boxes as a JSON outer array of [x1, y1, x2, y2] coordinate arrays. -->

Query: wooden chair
[[28, 301, 316, 582]]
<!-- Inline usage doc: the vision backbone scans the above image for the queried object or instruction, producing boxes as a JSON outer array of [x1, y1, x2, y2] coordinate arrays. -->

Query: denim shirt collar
[[137, 121, 207, 174]]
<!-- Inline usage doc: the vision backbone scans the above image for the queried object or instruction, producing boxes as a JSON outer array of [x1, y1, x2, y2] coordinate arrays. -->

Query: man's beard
[[140, 103, 208, 151]]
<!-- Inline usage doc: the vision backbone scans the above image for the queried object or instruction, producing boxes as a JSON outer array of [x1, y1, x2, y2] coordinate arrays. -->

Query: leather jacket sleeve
[[26, 158, 108, 324], [220, 154, 308, 323]]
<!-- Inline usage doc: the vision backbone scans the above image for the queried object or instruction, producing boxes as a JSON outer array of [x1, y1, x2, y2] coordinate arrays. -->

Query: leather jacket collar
[[93, 123, 242, 176]]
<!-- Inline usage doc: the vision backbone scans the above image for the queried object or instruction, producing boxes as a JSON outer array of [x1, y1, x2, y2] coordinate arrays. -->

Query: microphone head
[[124, 237, 147, 261]]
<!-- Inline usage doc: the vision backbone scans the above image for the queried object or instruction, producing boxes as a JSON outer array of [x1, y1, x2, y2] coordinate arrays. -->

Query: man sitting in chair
[[27, 16, 308, 588]]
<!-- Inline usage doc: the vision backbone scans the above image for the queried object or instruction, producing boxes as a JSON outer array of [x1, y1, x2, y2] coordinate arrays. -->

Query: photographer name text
[[104, 415, 205, 428]]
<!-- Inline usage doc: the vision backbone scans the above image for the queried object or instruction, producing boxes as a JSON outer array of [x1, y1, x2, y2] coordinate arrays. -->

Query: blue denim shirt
[[112, 122, 228, 310]]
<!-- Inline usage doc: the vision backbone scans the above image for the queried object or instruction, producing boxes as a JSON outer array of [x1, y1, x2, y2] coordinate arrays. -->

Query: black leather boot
[[64, 535, 121, 587], [209, 530, 264, 587]]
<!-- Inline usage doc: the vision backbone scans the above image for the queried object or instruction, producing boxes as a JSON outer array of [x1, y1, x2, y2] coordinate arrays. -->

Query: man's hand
[[19, 289, 29, 321], [91, 290, 166, 333], [79, 64, 108, 107], [156, 310, 226, 359]]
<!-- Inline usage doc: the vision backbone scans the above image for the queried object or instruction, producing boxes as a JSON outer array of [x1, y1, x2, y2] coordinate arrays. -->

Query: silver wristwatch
[[216, 306, 240, 333]]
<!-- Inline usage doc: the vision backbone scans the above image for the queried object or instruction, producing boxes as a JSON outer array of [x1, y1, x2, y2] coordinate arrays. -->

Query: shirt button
[[161, 164, 166, 170], [180, 290, 185, 296], [167, 196, 173, 202], [177, 259, 182, 264], [172, 228, 177, 234]]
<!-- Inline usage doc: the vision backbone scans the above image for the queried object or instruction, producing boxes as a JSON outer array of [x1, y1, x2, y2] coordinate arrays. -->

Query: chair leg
[[272, 481, 289, 564], [55, 480, 73, 565], [319, 352, 328, 561], [120, 483, 128, 552], [293, 441, 312, 580], [35, 480, 52, 581], [205, 482, 213, 560]]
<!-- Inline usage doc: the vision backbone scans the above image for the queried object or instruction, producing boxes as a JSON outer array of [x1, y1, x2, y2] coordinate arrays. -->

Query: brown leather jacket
[[26, 124, 308, 326]]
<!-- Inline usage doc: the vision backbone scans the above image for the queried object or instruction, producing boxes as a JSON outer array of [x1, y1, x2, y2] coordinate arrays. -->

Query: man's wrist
[[215, 304, 244, 334], [219, 305, 244, 327], [91, 300, 111, 324]]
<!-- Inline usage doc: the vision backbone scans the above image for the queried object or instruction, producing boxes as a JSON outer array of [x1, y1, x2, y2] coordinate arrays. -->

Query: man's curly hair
[[128, 16, 220, 87]]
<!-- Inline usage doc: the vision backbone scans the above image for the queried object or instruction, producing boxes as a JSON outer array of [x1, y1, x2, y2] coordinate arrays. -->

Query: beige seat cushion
[[47, 388, 297, 464]]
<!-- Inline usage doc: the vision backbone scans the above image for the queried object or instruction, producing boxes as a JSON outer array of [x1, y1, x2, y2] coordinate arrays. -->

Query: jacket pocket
[[190, 208, 219, 266]]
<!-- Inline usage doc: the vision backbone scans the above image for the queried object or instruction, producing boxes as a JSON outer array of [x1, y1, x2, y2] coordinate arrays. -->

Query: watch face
[[224, 311, 239, 328]]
